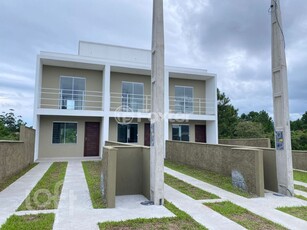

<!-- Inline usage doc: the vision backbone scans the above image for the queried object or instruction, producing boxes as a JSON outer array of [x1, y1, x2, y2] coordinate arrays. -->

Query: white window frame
[[174, 85, 194, 114], [172, 124, 190, 141], [59, 76, 86, 110], [121, 81, 144, 112], [52, 121, 78, 144], [117, 123, 138, 143]]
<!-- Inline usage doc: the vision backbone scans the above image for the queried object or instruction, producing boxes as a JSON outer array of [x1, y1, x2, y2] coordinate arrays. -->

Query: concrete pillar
[[102, 64, 111, 146], [271, 0, 294, 196], [150, 0, 165, 205]]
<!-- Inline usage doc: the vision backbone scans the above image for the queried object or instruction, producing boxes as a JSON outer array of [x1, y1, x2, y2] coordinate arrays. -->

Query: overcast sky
[[1, 0, 307, 125]]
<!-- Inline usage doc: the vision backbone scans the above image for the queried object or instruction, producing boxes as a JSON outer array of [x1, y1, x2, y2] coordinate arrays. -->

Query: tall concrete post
[[150, 0, 165, 205], [271, 0, 294, 196]]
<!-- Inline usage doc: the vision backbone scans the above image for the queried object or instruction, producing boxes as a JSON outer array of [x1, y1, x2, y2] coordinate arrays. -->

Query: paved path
[[53, 161, 174, 230], [165, 184, 245, 229], [2, 161, 307, 230], [165, 166, 307, 230], [0, 162, 52, 227]]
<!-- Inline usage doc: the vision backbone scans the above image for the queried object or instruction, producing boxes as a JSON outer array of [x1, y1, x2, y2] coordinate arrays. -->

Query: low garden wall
[[0, 126, 35, 184], [166, 141, 265, 196], [292, 151, 307, 171], [219, 138, 271, 148], [101, 145, 150, 208]]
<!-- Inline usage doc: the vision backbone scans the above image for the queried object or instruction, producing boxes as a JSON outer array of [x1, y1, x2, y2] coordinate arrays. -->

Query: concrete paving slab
[[0, 162, 52, 227], [295, 180, 307, 187], [165, 166, 307, 230], [165, 184, 246, 230], [53, 161, 175, 230]]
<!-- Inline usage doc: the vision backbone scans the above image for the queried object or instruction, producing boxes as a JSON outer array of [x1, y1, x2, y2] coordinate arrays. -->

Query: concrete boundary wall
[[219, 138, 271, 148], [0, 126, 35, 184], [166, 141, 265, 196], [101, 145, 150, 208], [292, 151, 307, 171]]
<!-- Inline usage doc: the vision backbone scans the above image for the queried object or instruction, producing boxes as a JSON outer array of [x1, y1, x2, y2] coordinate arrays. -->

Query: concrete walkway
[[165, 166, 307, 230], [53, 161, 174, 230], [2, 161, 307, 230], [0, 162, 52, 227]]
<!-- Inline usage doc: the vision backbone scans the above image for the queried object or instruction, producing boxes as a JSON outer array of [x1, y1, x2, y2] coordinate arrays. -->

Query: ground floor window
[[172, 124, 189, 141], [52, 122, 77, 144], [117, 124, 138, 143]]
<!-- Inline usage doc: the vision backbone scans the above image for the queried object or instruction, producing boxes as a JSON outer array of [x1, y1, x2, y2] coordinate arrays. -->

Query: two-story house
[[33, 41, 218, 161]]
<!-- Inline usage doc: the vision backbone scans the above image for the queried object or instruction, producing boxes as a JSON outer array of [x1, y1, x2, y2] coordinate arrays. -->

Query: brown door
[[195, 125, 206, 143], [144, 123, 150, 146], [84, 122, 100, 157]]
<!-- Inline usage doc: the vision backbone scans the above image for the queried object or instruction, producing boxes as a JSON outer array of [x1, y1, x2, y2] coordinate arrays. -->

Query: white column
[[102, 64, 111, 146], [34, 115, 40, 161], [271, 0, 294, 196], [205, 76, 218, 144], [164, 70, 169, 157], [150, 0, 165, 205]]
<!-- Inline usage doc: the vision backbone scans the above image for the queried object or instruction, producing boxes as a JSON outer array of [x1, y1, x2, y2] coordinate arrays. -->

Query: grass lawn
[[82, 161, 106, 209], [164, 173, 219, 200], [293, 170, 307, 183], [295, 184, 307, 193], [0, 163, 38, 192], [206, 201, 286, 230], [0, 213, 55, 230], [295, 194, 307, 201], [98, 200, 207, 229], [277, 206, 307, 221], [165, 160, 254, 198], [17, 162, 67, 210]]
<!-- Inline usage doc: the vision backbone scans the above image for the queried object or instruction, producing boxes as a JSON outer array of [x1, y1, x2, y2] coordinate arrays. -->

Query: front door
[[144, 123, 150, 146], [195, 125, 206, 143], [84, 122, 100, 157]]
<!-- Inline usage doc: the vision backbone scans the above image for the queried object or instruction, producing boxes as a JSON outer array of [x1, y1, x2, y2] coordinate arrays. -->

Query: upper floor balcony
[[39, 87, 103, 111], [169, 96, 215, 115], [110, 92, 151, 113]]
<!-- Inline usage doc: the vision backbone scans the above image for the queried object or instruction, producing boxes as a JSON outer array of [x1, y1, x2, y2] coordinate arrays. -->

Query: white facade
[[33, 41, 218, 160]]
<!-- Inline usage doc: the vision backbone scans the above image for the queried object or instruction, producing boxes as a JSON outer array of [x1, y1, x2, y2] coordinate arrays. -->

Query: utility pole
[[150, 0, 165, 205], [271, 0, 294, 196]]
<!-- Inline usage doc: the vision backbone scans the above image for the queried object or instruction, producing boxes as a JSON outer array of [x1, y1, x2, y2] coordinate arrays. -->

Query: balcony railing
[[40, 88, 103, 111], [169, 96, 215, 115], [110, 92, 151, 113]]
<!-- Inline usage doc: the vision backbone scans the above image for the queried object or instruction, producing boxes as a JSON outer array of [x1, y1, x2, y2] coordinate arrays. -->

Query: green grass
[[277, 206, 307, 221], [82, 161, 106, 208], [164, 173, 219, 200], [0, 213, 55, 230], [293, 170, 307, 183], [295, 184, 307, 193], [206, 201, 286, 230], [165, 160, 254, 198], [17, 162, 67, 210], [99, 200, 207, 229], [0, 163, 38, 192], [295, 194, 307, 201]]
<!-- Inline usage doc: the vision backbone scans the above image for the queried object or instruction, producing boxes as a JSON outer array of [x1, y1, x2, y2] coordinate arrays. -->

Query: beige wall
[[41, 65, 103, 110], [0, 126, 35, 183], [38, 116, 101, 159], [169, 78, 206, 113], [168, 120, 207, 142], [292, 150, 307, 171], [109, 118, 149, 146], [166, 141, 265, 196], [102, 146, 150, 208], [219, 138, 271, 148]]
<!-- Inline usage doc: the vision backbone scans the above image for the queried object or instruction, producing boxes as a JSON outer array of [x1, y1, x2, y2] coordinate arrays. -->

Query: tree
[[0, 109, 27, 140], [240, 110, 274, 134], [217, 89, 239, 138], [234, 121, 265, 138]]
